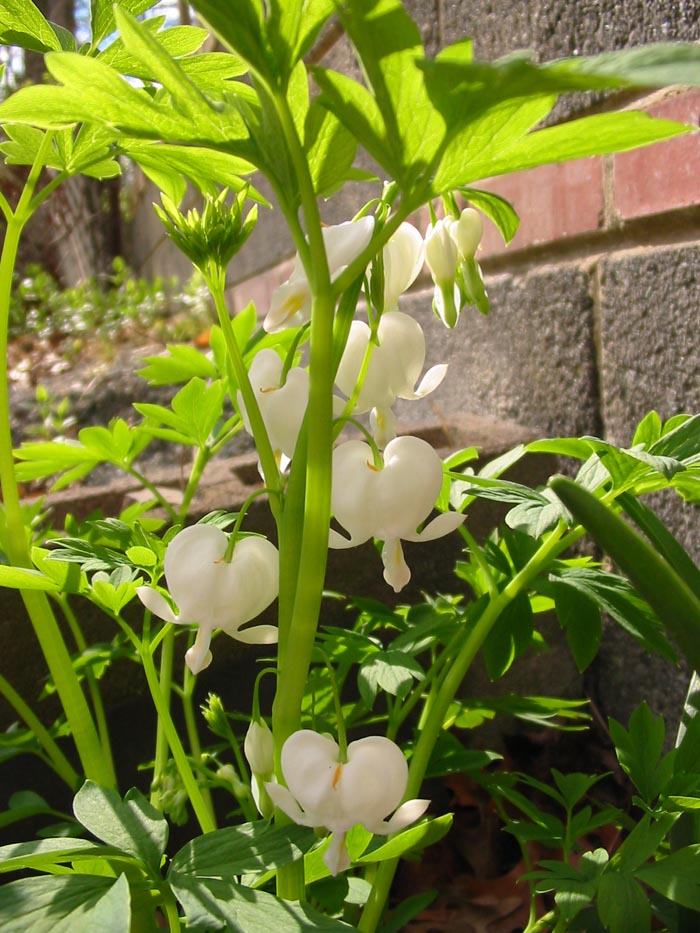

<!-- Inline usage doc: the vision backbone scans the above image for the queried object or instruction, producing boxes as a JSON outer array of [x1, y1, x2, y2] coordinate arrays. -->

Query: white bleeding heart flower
[[335, 311, 447, 447], [244, 718, 276, 818], [450, 207, 483, 259], [264, 217, 375, 333], [329, 435, 465, 591], [424, 217, 460, 328], [238, 348, 308, 461], [136, 524, 279, 675], [381, 222, 425, 311], [266, 730, 429, 876]]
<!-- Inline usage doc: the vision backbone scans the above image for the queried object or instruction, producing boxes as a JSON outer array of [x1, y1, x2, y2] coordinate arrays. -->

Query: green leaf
[[552, 579, 602, 672], [482, 591, 533, 680], [550, 476, 700, 673], [305, 100, 358, 199], [137, 343, 218, 386], [0, 0, 62, 53], [333, 0, 444, 188], [0, 564, 60, 592], [90, 0, 158, 48], [609, 703, 675, 804], [549, 564, 673, 661], [98, 19, 210, 77], [73, 781, 168, 871], [459, 186, 519, 244], [469, 111, 690, 182], [611, 812, 678, 873], [0, 837, 111, 875], [135, 377, 225, 448], [312, 66, 396, 178], [169, 821, 316, 879], [636, 845, 700, 910], [0, 873, 130, 933], [357, 649, 423, 704], [597, 871, 650, 933], [357, 814, 453, 864], [189, 0, 273, 82]]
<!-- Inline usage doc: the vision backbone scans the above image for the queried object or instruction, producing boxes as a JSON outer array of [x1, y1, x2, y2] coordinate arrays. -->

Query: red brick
[[228, 258, 295, 316], [613, 89, 700, 220], [475, 158, 604, 257]]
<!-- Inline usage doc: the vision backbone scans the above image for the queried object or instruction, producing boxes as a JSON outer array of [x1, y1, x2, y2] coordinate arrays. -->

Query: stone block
[[401, 264, 600, 438], [598, 244, 700, 443]]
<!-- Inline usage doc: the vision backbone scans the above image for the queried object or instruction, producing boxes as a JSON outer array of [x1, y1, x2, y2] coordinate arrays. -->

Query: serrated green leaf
[[0, 873, 130, 933], [98, 19, 209, 77], [0, 0, 62, 53], [465, 111, 690, 182], [551, 476, 700, 672], [90, 0, 158, 48], [551, 580, 602, 672], [609, 703, 675, 804], [189, 0, 273, 82], [137, 343, 218, 386], [73, 781, 167, 870], [597, 872, 650, 933], [635, 845, 700, 910]]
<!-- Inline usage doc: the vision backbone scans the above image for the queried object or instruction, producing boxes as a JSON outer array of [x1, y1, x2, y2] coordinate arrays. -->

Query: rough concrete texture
[[598, 244, 700, 444], [441, 0, 700, 61], [590, 245, 700, 729], [399, 265, 601, 439]]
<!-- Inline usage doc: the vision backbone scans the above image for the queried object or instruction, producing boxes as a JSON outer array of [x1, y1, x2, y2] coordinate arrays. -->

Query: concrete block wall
[[218, 3, 700, 728]]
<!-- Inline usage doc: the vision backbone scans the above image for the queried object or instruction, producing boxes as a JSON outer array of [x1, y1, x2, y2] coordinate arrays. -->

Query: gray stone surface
[[599, 244, 700, 446], [440, 0, 700, 61], [586, 244, 700, 731], [400, 265, 601, 439]]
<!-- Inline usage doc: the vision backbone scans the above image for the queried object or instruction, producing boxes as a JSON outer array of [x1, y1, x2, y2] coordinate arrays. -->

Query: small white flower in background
[[335, 311, 447, 448], [424, 217, 460, 328], [244, 718, 276, 818], [136, 524, 279, 675], [266, 730, 429, 876], [329, 435, 465, 592], [425, 207, 485, 327], [238, 349, 308, 462], [381, 222, 425, 311], [264, 217, 375, 333], [450, 207, 483, 259]]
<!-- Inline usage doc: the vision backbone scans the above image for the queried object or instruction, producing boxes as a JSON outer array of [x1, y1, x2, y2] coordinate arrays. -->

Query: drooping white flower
[[266, 730, 429, 875], [264, 217, 375, 333], [244, 718, 276, 818], [329, 435, 465, 592], [335, 311, 446, 447], [238, 349, 308, 461], [424, 217, 460, 328], [425, 208, 485, 327], [136, 524, 279, 674], [381, 222, 424, 311]]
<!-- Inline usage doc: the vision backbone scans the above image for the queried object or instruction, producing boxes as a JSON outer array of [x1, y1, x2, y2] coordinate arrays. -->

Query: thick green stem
[[0, 162, 115, 788], [359, 524, 582, 931], [0, 673, 80, 789]]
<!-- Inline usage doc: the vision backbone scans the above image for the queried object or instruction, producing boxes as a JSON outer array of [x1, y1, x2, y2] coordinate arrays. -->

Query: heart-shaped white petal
[[238, 349, 308, 459]]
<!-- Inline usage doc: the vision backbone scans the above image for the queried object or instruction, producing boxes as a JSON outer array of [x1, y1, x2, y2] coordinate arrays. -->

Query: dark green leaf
[[357, 815, 452, 864], [482, 591, 534, 680], [73, 781, 168, 870], [551, 476, 700, 672], [609, 703, 675, 804], [552, 580, 602, 672], [0, 873, 130, 933], [597, 872, 650, 933], [636, 845, 700, 910]]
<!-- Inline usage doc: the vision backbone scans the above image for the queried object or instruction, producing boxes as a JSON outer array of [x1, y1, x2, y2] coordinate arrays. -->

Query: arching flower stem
[[224, 487, 272, 562]]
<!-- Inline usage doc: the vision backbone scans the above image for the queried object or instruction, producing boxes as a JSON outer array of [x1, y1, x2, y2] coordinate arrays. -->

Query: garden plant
[[2, 1, 700, 931]]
